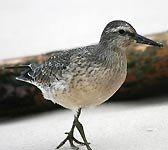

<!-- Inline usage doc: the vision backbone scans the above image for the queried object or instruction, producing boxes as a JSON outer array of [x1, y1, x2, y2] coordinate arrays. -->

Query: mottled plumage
[[17, 41, 127, 109], [9, 20, 163, 150]]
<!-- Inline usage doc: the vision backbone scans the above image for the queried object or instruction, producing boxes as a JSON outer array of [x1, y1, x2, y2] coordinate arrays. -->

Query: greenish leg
[[74, 112, 92, 150], [56, 108, 91, 150]]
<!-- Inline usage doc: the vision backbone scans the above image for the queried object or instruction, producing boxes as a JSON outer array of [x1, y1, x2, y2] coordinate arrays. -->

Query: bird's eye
[[118, 29, 125, 34]]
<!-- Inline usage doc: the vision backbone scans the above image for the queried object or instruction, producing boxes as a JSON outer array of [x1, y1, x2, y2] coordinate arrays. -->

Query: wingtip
[[16, 77, 19, 80], [16, 77, 25, 81]]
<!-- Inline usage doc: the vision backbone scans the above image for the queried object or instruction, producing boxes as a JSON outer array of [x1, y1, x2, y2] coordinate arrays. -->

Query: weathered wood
[[0, 32, 168, 116]]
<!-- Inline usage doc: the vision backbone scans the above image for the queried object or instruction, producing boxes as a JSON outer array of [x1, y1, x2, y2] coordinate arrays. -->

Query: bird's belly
[[46, 67, 127, 109], [71, 72, 126, 107]]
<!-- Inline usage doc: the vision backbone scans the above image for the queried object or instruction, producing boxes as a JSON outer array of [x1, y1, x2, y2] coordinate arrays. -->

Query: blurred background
[[0, 1, 168, 150], [0, 0, 168, 118]]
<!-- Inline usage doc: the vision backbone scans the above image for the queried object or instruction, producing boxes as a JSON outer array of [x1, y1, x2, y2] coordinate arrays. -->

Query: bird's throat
[[93, 42, 127, 68]]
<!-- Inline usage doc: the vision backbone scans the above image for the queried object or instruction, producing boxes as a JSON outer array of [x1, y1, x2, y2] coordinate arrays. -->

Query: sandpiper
[[6, 20, 163, 150]]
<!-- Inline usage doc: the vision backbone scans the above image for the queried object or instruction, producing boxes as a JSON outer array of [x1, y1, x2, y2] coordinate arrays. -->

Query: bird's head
[[100, 20, 163, 49]]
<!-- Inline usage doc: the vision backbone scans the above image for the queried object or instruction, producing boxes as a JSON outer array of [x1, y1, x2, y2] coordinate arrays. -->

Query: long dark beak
[[135, 34, 163, 48]]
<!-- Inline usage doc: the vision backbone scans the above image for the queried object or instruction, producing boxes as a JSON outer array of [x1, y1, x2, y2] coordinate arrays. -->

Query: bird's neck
[[92, 39, 127, 67]]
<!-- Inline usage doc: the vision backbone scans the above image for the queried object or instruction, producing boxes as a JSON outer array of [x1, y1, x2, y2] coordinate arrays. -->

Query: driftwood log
[[0, 32, 168, 117]]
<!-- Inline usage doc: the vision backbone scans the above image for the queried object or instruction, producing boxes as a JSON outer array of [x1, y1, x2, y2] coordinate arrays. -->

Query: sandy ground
[[0, 96, 168, 150]]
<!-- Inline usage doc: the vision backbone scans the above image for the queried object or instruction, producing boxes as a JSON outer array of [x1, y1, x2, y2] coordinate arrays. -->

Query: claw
[[56, 137, 68, 149], [56, 132, 81, 149]]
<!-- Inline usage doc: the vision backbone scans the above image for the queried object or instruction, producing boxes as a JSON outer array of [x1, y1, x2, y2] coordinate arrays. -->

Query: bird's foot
[[56, 108, 92, 150], [56, 131, 90, 150]]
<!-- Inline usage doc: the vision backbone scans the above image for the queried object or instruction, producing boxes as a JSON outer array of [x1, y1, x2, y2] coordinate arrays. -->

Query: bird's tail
[[4, 65, 31, 70], [4, 64, 37, 83]]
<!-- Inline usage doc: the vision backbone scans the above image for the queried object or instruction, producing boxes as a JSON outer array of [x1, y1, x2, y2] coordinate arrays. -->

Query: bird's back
[[17, 45, 96, 85]]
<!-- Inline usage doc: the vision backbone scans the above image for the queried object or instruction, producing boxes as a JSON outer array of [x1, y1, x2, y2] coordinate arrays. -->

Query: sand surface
[[0, 96, 168, 150]]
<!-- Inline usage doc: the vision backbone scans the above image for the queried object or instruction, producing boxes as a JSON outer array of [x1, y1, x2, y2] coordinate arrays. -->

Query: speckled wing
[[16, 51, 72, 86], [17, 45, 96, 86], [31, 51, 72, 86]]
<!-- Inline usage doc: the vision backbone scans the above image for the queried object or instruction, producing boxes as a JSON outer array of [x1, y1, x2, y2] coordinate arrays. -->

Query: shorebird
[[6, 20, 163, 150]]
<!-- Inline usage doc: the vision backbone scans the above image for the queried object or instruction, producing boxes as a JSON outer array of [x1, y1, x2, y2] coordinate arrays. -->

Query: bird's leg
[[56, 108, 86, 150], [74, 108, 92, 150], [56, 120, 80, 150]]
